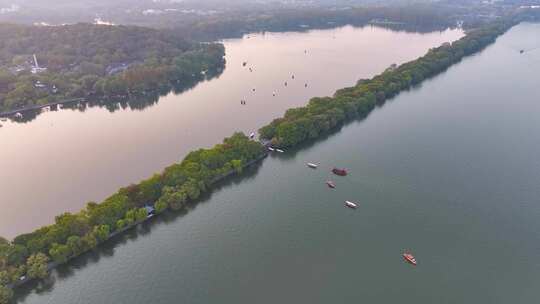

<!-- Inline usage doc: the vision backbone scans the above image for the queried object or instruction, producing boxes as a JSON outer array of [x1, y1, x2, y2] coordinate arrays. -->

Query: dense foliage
[[258, 20, 515, 148], [0, 23, 225, 113], [0, 133, 264, 301]]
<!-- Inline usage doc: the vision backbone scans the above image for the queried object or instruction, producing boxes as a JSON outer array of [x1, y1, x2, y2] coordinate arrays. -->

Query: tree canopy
[[0, 23, 225, 113]]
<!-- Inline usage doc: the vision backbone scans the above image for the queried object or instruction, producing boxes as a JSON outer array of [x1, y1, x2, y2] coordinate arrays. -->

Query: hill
[[0, 23, 225, 113]]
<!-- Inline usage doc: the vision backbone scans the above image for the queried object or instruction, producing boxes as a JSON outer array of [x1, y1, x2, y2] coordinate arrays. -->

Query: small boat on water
[[249, 132, 256, 139], [520, 49, 524, 54], [326, 181, 336, 188], [276, 149, 285, 153], [307, 162, 318, 169], [332, 168, 348, 176], [242, 62, 247, 67], [403, 253, 417, 266], [268, 147, 275, 151], [344, 201, 358, 209]]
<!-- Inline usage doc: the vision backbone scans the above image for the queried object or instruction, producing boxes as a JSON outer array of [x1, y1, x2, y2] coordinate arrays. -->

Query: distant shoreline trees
[[0, 23, 225, 113]]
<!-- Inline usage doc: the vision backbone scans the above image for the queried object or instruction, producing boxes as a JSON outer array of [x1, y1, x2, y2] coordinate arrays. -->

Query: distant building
[[144, 205, 156, 217], [106, 63, 130, 75], [34, 80, 46, 88]]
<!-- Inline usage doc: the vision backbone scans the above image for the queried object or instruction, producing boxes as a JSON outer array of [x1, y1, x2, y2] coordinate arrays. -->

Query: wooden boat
[[332, 168, 348, 176], [403, 253, 417, 265], [344, 201, 357, 209], [326, 181, 336, 188], [307, 163, 318, 169]]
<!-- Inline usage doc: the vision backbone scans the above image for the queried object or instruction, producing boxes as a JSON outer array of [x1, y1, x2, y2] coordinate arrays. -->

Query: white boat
[[344, 201, 358, 209], [268, 147, 275, 151], [249, 132, 255, 139], [307, 162, 318, 169], [276, 149, 285, 153]]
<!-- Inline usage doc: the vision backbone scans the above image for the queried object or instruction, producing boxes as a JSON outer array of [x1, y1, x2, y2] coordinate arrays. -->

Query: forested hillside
[[0, 23, 225, 113]]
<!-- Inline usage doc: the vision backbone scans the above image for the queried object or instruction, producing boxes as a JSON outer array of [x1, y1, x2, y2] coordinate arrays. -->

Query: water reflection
[[7, 67, 225, 124]]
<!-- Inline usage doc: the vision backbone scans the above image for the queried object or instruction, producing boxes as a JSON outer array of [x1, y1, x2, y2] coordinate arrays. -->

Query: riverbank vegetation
[[0, 23, 225, 113], [0, 133, 264, 303], [258, 20, 516, 148]]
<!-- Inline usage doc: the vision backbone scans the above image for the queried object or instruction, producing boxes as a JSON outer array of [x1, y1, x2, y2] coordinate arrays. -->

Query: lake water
[[12, 22, 540, 304], [0, 25, 463, 238]]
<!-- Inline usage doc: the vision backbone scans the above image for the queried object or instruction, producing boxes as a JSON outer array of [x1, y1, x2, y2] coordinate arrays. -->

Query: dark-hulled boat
[[332, 168, 348, 176]]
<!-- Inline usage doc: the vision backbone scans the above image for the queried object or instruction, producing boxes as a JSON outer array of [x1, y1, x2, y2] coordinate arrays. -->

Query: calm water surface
[[13, 22, 540, 304], [0, 25, 463, 237]]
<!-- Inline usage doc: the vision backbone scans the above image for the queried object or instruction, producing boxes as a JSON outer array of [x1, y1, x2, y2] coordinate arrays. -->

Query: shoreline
[[0, 98, 86, 118], [8, 151, 268, 290]]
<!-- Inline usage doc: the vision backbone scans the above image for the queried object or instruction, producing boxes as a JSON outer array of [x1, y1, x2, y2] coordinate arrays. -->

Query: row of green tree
[[258, 20, 516, 148], [0, 23, 225, 113], [0, 133, 264, 304]]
